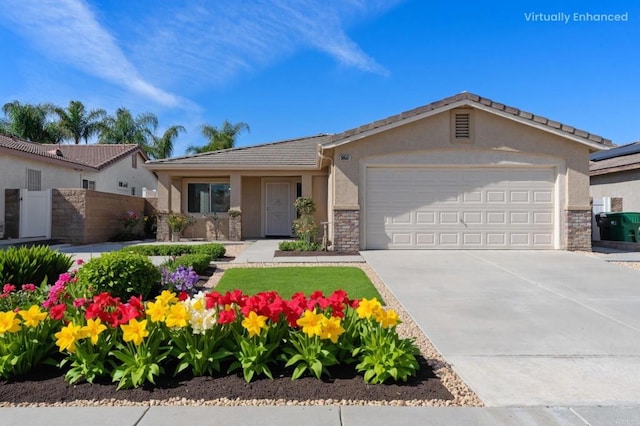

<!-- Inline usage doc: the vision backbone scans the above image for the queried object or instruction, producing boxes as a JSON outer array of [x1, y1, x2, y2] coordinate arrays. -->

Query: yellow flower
[[55, 323, 82, 353], [156, 290, 178, 305], [18, 305, 48, 328], [121, 319, 149, 345], [296, 310, 324, 338], [165, 303, 190, 329], [319, 316, 345, 343], [0, 311, 21, 335], [356, 298, 382, 320], [376, 308, 400, 328], [146, 300, 168, 323], [241, 311, 268, 338], [80, 318, 107, 345]]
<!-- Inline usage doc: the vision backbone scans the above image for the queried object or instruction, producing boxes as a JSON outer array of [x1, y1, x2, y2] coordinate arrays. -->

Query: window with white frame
[[26, 168, 41, 191], [187, 183, 230, 214], [82, 179, 96, 190]]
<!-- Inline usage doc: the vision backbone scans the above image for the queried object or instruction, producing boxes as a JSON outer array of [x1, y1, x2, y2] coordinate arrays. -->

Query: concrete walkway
[[232, 239, 364, 263]]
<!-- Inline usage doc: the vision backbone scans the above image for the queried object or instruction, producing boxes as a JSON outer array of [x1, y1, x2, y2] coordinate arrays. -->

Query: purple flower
[[161, 266, 199, 293]]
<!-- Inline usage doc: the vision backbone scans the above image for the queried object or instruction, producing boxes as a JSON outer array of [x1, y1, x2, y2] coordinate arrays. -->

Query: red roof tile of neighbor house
[[327, 92, 613, 149], [0, 134, 145, 170]]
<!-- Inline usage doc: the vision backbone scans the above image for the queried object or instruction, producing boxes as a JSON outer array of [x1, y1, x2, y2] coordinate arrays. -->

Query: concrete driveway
[[361, 250, 640, 407]]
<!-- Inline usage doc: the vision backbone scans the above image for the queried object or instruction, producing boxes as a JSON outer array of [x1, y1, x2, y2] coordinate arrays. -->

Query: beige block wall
[[52, 189, 146, 244]]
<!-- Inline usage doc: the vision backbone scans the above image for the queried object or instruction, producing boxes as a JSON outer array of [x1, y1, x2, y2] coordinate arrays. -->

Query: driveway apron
[[361, 250, 640, 406]]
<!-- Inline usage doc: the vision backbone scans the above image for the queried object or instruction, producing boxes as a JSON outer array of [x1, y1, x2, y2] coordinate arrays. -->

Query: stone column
[[565, 209, 591, 251], [333, 208, 359, 252]]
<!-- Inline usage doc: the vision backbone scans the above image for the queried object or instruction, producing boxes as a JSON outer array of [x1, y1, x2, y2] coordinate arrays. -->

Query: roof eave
[[0, 146, 96, 171], [590, 163, 640, 176], [144, 163, 321, 172], [324, 99, 611, 152]]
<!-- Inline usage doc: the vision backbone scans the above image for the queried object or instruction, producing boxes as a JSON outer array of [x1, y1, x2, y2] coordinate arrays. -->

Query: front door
[[266, 182, 291, 236]]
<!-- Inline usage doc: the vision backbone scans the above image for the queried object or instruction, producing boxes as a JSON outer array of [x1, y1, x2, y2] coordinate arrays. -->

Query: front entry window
[[187, 183, 230, 214]]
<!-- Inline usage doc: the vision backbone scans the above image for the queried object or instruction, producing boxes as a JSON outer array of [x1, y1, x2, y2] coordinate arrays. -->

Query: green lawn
[[215, 266, 383, 301]]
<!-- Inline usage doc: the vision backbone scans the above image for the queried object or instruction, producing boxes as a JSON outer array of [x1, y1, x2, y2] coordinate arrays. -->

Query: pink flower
[[2, 284, 16, 294], [21, 284, 36, 292], [73, 298, 87, 308], [76, 259, 84, 266]]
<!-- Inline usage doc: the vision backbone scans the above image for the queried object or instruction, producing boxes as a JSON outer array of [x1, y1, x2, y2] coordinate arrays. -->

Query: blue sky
[[0, 0, 638, 155]]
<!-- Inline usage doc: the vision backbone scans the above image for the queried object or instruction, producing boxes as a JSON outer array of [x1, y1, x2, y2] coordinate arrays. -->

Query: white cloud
[[0, 0, 184, 107], [132, 0, 399, 87]]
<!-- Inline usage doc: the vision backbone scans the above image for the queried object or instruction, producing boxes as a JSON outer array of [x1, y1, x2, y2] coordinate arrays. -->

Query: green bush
[[278, 240, 320, 252], [0, 245, 73, 285], [76, 252, 160, 300], [122, 243, 225, 259], [161, 253, 211, 275], [193, 244, 226, 260]]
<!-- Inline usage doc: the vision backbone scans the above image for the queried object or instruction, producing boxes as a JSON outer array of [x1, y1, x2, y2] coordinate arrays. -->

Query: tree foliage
[[186, 120, 249, 154], [0, 101, 62, 143], [54, 100, 106, 145]]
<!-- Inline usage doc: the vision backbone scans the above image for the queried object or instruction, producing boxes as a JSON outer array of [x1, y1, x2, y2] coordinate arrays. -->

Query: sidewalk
[[232, 240, 364, 263]]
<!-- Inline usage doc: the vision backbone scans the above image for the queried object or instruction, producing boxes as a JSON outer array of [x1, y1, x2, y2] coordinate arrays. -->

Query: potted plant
[[167, 213, 194, 241], [227, 209, 242, 218]]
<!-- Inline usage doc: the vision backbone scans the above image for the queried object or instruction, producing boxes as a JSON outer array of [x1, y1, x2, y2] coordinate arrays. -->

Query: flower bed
[[1, 270, 421, 390]]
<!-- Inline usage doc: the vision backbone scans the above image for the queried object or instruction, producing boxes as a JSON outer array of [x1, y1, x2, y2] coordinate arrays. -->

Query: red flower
[[205, 291, 223, 309], [218, 309, 236, 324], [178, 291, 189, 301], [49, 304, 67, 320]]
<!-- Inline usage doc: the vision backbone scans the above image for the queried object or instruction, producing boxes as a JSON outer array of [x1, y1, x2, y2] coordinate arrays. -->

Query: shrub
[[0, 245, 73, 286], [279, 240, 321, 252], [122, 243, 225, 259], [193, 244, 226, 260], [162, 253, 211, 275], [76, 252, 160, 300]]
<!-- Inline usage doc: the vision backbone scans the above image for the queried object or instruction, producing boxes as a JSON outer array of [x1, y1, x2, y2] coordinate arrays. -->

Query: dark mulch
[[0, 356, 452, 404], [274, 251, 360, 257]]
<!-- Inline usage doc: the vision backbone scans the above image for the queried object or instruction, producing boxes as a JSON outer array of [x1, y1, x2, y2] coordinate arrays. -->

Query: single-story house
[[0, 135, 157, 239], [590, 141, 640, 212], [146, 92, 612, 251]]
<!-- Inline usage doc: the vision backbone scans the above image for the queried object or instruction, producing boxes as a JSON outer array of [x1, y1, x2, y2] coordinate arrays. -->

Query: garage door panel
[[365, 167, 555, 249]]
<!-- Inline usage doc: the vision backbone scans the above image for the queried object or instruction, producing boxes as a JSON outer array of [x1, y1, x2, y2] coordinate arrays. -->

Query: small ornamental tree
[[291, 197, 319, 251]]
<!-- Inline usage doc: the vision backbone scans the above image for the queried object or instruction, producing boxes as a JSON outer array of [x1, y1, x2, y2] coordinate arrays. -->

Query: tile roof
[[0, 134, 145, 170], [327, 92, 613, 149], [147, 134, 331, 169], [590, 141, 640, 176]]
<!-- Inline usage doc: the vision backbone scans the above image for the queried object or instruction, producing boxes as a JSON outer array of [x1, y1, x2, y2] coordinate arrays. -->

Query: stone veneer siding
[[611, 197, 623, 213], [333, 209, 359, 252], [565, 209, 592, 251], [229, 216, 242, 241]]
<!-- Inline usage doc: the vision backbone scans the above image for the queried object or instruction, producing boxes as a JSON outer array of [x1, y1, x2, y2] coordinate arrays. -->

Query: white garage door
[[365, 167, 555, 249]]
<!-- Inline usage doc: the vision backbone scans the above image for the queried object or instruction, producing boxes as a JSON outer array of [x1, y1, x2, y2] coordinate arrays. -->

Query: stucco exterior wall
[[242, 177, 262, 238], [91, 152, 157, 196], [591, 170, 640, 212], [332, 109, 590, 209]]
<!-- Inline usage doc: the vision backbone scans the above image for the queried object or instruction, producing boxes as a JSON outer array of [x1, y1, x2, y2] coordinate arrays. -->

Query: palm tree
[[149, 125, 186, 159], [186, 120, 249, 154], [99, 108, 158, 154], [54, 100, 106, 144], [0, 101, 63, 143]]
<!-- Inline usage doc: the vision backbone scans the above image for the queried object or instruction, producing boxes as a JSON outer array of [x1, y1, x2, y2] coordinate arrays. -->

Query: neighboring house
[[0, 135, 157, 238], [590, 142, 640, 212], [146, 92, 612, 251]]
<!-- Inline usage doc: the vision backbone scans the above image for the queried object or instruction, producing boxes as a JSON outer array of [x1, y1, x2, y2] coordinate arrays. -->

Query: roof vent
[[454, 112, 471, 139], [450, 109, 474, 144]]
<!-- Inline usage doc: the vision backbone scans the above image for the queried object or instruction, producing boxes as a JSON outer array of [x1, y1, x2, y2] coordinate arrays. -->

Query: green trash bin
[[605, 212, 640, 242]]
